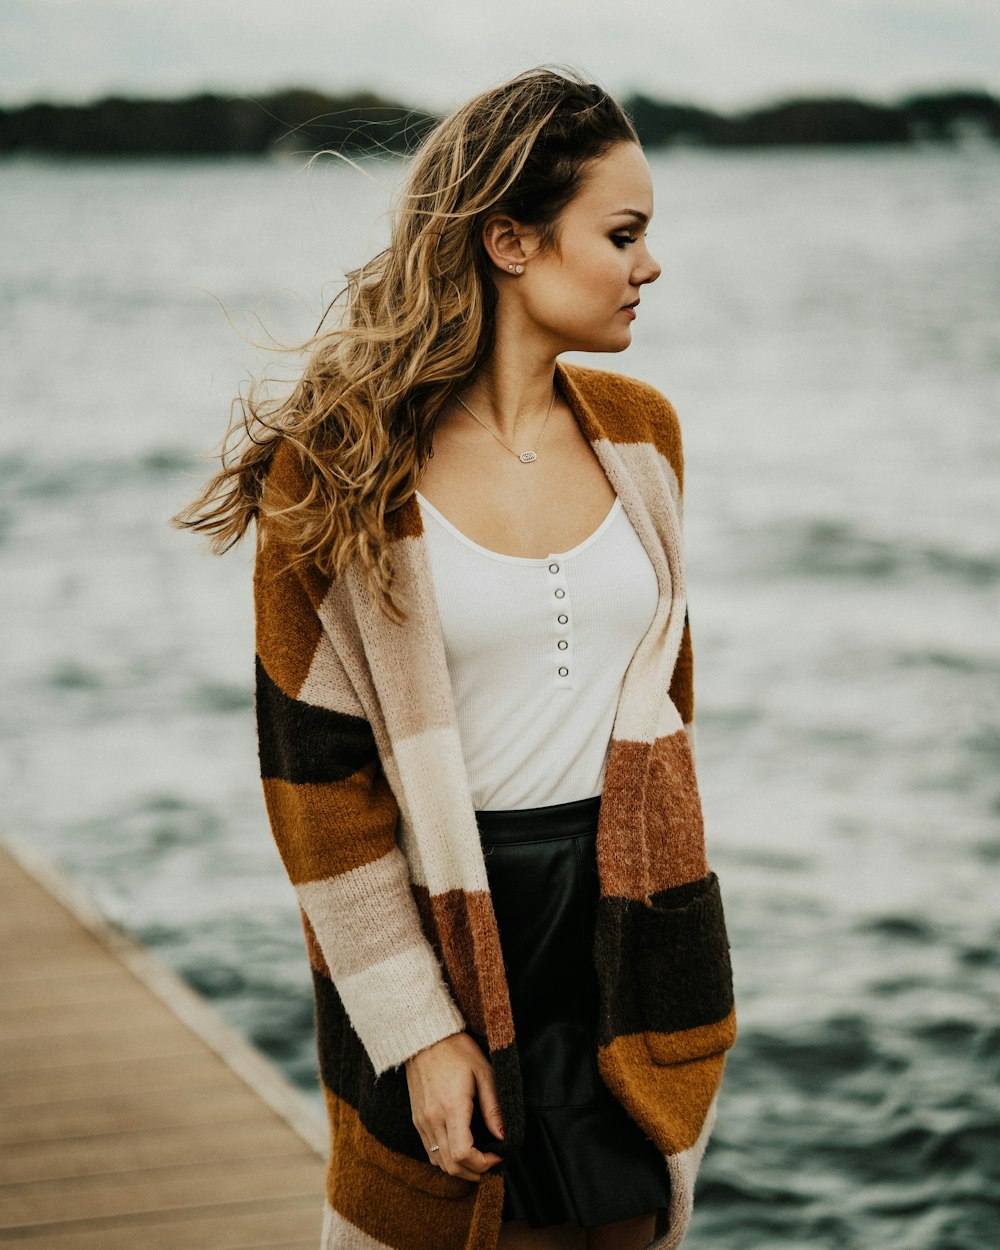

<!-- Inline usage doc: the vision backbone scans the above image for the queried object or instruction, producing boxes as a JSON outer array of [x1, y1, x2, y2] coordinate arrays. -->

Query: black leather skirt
[[473, 794, 671, 1229]]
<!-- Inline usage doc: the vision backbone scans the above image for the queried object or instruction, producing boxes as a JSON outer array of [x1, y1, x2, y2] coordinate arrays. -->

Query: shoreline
[[1, 85, 997, 157]]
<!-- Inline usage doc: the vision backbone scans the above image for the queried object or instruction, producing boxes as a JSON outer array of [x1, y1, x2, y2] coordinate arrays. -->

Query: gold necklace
[[455, 386, 556, 463]]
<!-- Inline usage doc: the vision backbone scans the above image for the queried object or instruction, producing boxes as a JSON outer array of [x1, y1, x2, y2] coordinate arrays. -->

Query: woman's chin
[[566, 328, 633, 355], [605, 328, 634, 354]]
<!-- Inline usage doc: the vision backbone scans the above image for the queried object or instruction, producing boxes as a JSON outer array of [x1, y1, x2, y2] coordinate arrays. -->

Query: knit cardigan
[[253, 360, 737, 1250]]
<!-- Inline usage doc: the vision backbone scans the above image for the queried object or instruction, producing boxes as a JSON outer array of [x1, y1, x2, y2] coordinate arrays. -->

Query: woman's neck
[[459, 339, 559, 444]]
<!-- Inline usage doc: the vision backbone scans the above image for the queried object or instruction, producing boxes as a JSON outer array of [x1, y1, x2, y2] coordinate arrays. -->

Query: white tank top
[[416, 490, 659, 810]]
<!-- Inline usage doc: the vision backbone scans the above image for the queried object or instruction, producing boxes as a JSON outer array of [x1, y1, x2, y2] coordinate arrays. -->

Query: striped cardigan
[[253, 360, 737, 1250]]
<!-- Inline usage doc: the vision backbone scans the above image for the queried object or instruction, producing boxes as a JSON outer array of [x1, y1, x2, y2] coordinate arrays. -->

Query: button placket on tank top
[[547, 559, 574, 688]]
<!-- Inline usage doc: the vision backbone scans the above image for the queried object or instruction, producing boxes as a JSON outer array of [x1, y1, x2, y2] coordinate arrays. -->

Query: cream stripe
[[296, 853, 465, 1074], [598, 439, 687, 745], [653, 693, 686, 738], [296, 851, 426, 980], [299, 631, 367, 717], [391, 726, 489, 893], [321, 1203, 395, 1250], [684, 719, 698, 771], [333, 945, 465, 1076], [344, 535, 459, 742], [654, 1093, 720, 1250]]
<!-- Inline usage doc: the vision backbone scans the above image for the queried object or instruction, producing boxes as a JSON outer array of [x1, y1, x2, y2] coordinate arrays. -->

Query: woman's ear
[[481, 213, 530, 276]]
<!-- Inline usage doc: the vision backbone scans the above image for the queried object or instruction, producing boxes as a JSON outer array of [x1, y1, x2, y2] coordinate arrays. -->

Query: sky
[[3, 0, 999, 114]]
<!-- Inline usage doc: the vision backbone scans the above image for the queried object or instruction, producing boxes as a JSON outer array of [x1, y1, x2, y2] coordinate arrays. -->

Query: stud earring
[[506, 263, 525, 274]]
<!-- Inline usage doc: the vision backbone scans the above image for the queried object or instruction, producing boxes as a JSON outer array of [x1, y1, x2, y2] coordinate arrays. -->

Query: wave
[[754, 518, 1000, 587]]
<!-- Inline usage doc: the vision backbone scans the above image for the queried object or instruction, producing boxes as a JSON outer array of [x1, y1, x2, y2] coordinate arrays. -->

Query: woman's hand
[[404, 1032, 505, 1180]]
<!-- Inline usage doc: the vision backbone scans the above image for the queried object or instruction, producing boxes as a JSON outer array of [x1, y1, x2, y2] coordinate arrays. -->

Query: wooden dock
[[0, 838, 328, 1248]]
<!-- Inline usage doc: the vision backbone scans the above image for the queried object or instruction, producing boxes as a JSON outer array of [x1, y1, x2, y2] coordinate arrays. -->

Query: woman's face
[[496, 140, 662, 356]]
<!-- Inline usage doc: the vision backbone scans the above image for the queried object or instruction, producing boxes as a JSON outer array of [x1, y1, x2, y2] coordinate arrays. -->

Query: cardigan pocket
[[351, 1066, 480, 1201], [353, 1134, 479, 1202], [632, 871, 736, 1066]]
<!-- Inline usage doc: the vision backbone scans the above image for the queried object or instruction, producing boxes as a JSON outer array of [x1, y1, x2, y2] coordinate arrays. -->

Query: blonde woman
[[175, 66, 736, 1250]]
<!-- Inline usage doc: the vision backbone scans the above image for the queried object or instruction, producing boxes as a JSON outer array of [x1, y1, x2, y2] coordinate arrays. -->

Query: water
[[2, 147, 998, 1248]]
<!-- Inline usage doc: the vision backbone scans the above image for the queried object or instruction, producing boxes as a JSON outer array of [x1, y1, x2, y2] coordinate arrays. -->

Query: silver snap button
[[558, 666, 569, 677], [554, 588, 565, 598], [557, 640, 568, 650], [557, 613, 568, 624], [548, 562, 559, 573]]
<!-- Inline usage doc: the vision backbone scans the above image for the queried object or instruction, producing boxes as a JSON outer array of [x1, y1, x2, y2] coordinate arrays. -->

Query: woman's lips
[[620, 303, 638, 320]]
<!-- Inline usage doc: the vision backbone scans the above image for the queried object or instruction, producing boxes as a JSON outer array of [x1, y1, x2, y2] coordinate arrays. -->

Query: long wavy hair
[[171, 65, 639, 623]]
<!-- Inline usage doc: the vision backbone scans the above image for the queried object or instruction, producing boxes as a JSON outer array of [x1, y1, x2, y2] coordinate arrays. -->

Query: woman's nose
[[636, 248, 661, 285]]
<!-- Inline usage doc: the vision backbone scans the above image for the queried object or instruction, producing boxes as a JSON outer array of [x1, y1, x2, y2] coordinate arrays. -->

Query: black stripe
[[312, 969, 524, 1160], [594, 873, 734, 1045], [255, 654, 377, 783]]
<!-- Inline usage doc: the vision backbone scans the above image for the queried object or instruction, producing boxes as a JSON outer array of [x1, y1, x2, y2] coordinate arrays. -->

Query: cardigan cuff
[[338, 944, 467, 1077], [295, 851, 467, 1079]]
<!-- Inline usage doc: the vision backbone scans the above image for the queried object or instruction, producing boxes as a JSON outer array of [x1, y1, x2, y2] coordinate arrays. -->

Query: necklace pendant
[[519, 450, 538, 463]]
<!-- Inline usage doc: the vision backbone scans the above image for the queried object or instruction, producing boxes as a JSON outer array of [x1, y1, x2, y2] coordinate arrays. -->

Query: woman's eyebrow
[[608, 209, 649, 224]]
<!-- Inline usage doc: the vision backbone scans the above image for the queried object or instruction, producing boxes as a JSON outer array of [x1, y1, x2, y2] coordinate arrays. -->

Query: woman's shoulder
[[559, 359, 671, 405], [262, 435, 310, 508], [557, 361, 684, 478]]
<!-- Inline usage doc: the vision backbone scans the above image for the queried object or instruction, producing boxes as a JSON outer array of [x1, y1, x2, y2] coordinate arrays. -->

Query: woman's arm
[[253, 444, 504, 1179], [252, 487, 466, 1079]]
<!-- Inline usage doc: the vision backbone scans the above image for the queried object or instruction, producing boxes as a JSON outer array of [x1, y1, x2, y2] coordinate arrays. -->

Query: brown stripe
[[557, 361, 651, 446], [259, 443, 338, 612], [596, 738, 653, 900], [429, 889, 515, 1051], [644, 729, 708, 894], [645, 1006, 738, 1066], [261, 764, 398, 884], [300, 907, 331, 978], [646, 394, 684, 487], [322, 1084, 505, 1248], [391, 493, 423, 543], [597, 1029, 731, 1156], [465, 890, 517, 1054], [559, 362, 685, 495], [253, 532, 325, 701], [410, 883, 441, 953], [669, 613, 695, 727]]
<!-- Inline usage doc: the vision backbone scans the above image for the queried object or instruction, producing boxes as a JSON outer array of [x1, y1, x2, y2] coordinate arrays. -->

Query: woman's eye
[[611, 233, 638, 249]]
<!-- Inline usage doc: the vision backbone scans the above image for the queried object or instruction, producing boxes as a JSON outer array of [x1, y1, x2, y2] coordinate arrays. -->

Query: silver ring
[[428, 1144, 440, 1153]]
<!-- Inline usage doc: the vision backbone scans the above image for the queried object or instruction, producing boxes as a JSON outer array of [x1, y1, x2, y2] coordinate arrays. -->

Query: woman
[[174, 67, 735, 1250]]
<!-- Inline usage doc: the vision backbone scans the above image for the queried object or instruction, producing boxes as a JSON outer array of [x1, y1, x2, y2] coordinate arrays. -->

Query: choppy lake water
[[2, 146, 998, 1249]]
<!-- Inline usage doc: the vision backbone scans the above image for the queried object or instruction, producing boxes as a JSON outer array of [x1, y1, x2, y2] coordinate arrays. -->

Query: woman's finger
[[474, 1062, 505, 1142], [416, 1123, 443, 1167], [442, 1100, 494, 1180]]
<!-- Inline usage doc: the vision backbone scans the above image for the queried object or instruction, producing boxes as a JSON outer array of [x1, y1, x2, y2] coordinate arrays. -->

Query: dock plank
[[1, 967, 148, 1011], [0, 1049, 240, 1108], [0, 993, 187, 1041], [0, 1195, 322, 1248], [1, 1154, 323, 1226], [0, 844, 327, 1248], [0, 1017, 205, 1071], [0, 1117, 315, 1183]]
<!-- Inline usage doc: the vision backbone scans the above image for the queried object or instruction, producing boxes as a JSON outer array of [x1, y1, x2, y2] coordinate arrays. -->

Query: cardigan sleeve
[[650, 387, 699, 772], [252, 454, 466, 1077]]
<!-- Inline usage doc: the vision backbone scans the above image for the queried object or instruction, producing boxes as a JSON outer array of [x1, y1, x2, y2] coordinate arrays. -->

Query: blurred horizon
[[3, 83, 998, 159]]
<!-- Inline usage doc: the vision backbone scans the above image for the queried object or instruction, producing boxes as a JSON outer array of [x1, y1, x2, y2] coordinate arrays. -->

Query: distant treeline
[[1, 86, 998, 157]]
